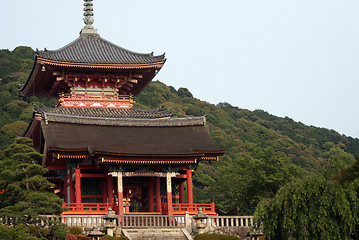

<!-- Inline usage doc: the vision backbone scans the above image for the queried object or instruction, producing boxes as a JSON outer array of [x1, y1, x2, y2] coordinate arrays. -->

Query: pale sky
[[1, 0, 359, 138]]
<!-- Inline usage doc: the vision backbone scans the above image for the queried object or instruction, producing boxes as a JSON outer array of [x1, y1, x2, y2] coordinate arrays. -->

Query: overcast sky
[[1, 0, 359, 138]]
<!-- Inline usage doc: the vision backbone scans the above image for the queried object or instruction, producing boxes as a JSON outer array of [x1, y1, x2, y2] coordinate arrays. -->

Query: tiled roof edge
[[44, 114, 206, 127]]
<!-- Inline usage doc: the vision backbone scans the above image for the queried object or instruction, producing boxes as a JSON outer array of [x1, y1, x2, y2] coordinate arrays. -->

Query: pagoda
[[22, 0, 225, 217]]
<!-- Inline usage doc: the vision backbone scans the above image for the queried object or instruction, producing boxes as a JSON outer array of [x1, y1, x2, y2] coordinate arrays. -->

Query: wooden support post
[[107, 174, 114, 204], [70, 170, 75, 203], [75, 167, 81, 205], [148, 178, 154, 212], [186, 169, 193, 204], [155, 177, 161, 212], [179, 180, 185, 204], [117, 172, 124, 215], [166, 172, 173, 216]]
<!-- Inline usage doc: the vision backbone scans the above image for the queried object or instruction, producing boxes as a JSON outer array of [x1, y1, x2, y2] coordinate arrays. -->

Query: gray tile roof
[[36, 34, 165, 65], [42, 120, 219, 156], [35, 105, 173, 119], [34, 105, 206, 127], [43, 115, 206, 127]]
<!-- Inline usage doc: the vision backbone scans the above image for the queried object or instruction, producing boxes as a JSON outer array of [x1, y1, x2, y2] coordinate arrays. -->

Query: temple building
[[22, 0, 225, 217]]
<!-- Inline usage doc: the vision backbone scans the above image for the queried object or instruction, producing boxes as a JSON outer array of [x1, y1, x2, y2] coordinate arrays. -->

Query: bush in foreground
[[194, 233, 241, 240]]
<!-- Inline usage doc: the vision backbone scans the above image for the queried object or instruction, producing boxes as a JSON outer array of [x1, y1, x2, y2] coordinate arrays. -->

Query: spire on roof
[[80, 0, 98, 35]]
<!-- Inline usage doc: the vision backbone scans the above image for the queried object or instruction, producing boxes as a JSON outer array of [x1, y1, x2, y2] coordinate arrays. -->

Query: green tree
[[0, 137, 65, 237], [336, 155, 359, 183], [0, 224, 37, 240], [254, 175, 359, 240], [1, 121, 28, 138], [212, 146, 306, 214]]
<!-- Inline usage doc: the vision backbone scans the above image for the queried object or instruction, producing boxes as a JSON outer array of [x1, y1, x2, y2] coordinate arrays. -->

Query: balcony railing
[[172, 203, 215, 214], [59, 93, 133, 101], [62, 203, 116, 214]]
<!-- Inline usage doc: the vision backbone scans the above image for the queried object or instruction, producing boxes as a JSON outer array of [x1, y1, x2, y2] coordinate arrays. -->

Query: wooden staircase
[[122, 228, 192, 240]]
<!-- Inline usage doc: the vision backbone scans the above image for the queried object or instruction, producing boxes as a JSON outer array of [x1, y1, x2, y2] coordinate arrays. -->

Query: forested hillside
[[1, 46, 359, 215]]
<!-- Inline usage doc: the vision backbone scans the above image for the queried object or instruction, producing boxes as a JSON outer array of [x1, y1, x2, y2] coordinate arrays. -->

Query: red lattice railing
[[62, 203, 116, 214], [172, 202, 215, 214]]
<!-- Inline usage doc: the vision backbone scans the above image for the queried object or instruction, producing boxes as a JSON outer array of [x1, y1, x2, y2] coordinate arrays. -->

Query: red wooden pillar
[[155, 177, 161, 212], [75, 167, 81, 206], [107, 174, 114, 204], [186, 169, 193, 204], [148, 178, 154, 212], [179, 180, 185, 204], [166, 172, 173, 216]]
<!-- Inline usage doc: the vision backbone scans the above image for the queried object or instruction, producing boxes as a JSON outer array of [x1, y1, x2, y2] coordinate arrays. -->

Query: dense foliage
[[0, 137, 66, 239], [194, 233, 241, 240], [254, 176, 359, 239], [254, 149, 359, 239], [1, 46, 359, 218]]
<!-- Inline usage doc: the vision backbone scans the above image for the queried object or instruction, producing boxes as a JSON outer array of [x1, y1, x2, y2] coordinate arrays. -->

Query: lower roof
[[41, 121, 223, 156]]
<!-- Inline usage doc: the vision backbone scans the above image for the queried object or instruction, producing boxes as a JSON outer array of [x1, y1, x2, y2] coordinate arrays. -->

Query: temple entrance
[[123, 179, 143, 212]]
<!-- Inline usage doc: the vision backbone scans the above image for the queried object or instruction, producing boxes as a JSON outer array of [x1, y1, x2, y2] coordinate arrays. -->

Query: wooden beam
[[119, 89, 128, 95], [125, 82, 134, 88], [127, 79, 138, 84], [122, 85, 131, 91], [132, 73, 143, 78]]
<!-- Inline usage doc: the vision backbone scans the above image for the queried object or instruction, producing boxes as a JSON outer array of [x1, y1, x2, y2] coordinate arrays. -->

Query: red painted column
[[179, 180, 185, 204], [107, 174, 114, 204], [186, 169, 193, 204], [75, 167, 81, 207], [148, 178, 154, 212], [117, 172, 124, 215], [70, 170, 75, 203], [155, 177, 161, 212], [166, 172, 173, 216]]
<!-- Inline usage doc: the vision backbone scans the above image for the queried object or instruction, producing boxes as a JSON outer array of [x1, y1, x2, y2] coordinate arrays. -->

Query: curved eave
[[37, 57, 166, 70], [95, 151, 206, 158], [20, 56, 165, 97]]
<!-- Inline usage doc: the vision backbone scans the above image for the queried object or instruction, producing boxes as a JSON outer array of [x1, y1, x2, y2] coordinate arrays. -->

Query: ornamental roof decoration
[[82, 0, 96, 34]]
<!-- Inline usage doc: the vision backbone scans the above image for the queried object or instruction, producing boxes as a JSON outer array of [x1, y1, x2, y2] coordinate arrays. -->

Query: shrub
[[68, 226, 83, 235], [194, 233, 241, 240]]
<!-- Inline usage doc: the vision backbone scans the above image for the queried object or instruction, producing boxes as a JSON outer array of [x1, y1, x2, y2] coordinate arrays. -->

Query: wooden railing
[[2, 214, 255, 231], [172, 202, 215, 214], [62, 203, 115, 214], [61, 215, 104, 227], [119, 215, 187, 228], [207, 216, 253, 227], [60, 93, 132, 101]]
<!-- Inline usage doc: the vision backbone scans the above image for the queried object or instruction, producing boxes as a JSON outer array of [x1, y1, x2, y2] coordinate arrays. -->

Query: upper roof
[[36, 33, 166, 65], [20, 33, 166, 97]]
